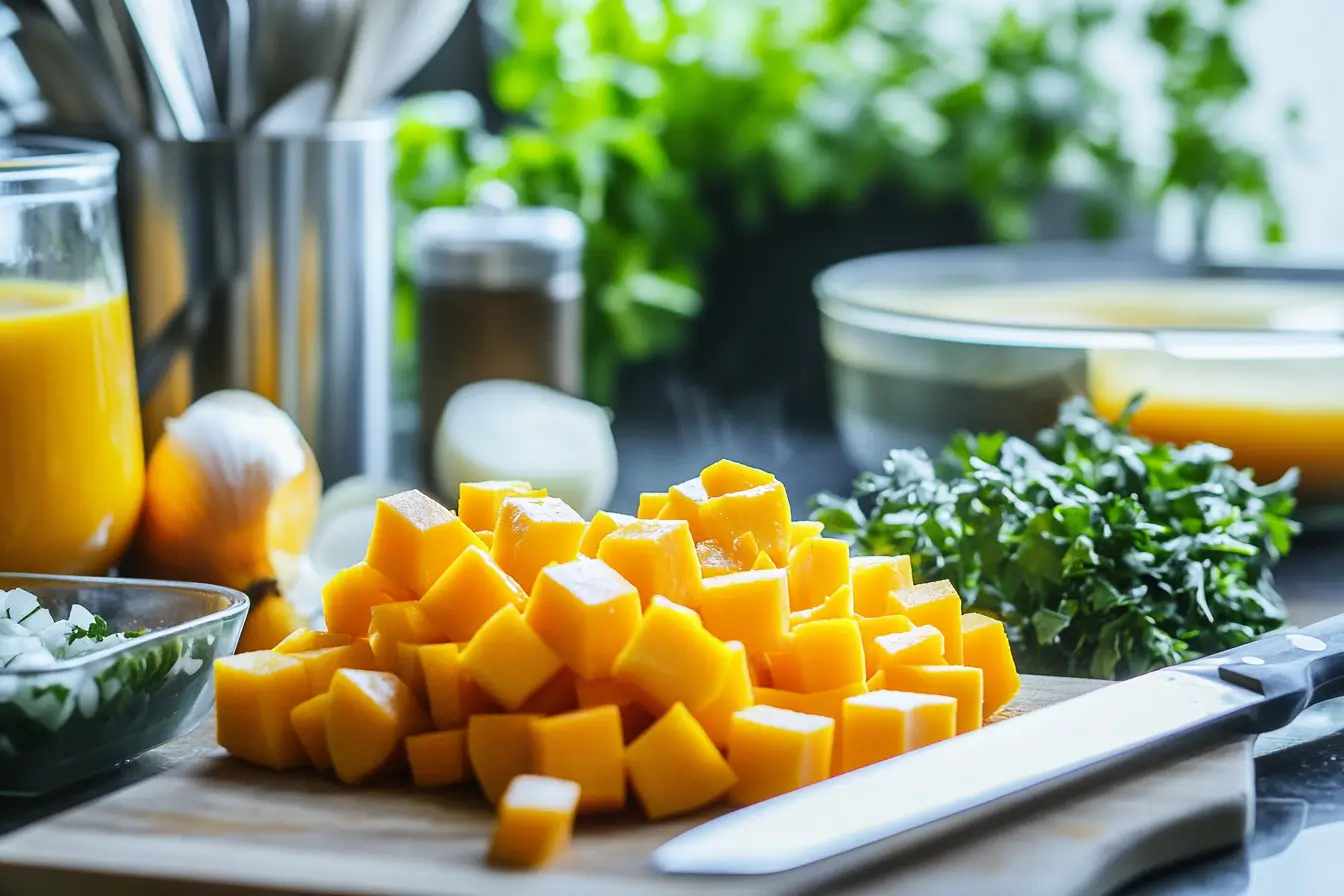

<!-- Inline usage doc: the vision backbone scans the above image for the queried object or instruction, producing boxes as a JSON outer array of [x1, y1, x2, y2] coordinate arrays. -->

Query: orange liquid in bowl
[[0, 283, 145, 574]]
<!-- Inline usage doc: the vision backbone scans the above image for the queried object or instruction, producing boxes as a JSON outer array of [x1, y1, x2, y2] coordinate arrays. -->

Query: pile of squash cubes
[[214, 459, 1021, 868]]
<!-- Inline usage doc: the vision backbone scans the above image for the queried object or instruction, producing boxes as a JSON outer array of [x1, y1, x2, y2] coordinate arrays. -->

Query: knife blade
[[652, 616, 1344, 878]]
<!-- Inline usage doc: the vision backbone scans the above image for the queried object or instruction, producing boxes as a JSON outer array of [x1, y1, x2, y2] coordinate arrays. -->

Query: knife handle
[[1204, 614, 1344, 732]]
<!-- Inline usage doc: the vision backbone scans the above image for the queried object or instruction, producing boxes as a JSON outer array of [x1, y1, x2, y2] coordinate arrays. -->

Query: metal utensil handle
[[134, 280, 217, 406]]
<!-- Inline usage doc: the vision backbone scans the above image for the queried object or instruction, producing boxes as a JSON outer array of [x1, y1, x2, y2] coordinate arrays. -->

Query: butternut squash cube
[[883, 664, 984, 734], [694, 533, 758, 578], [490, 496, 586, 592], [461, 605, 564, 710], [290, 692, 332, 769], [626, 703, 737, 820], [961, 613, 1022, 718], [866, 670, 887, 690], [788, 583, 854, 627], [235, 596, 307, 654], [420, 545, 527, 643], [692, 641, 754, 749], [873, 624, 946, 676], [214, 651, 312, 770], [887, 580, 964, 664], [699, 481, 792, 568], [468, 714, 541, 804], [764, 636, 804, 691], [369, 632, 399, 673], [274, 629, 353, 654], [700, 459, 775, 497], [791, 618, 866, 693], [698, 568, 789, 656], [475, 529, 495, 548], [488, 774, 580, 868], [788, 520, 826, 549], [612, 597, 732, 713], [578, 510, 638, 558], [529, 706, 626, 813], [396, 641, 427, 701], [321, 562, 416, 637], [366, 490, 485, 596], [840, 690, 957, 772], [727, 705, 833, 806], [406, 729, 468, 787], [288, 640, 378, 692], [524, 557, 643, 680], [752, 551, 776, 570], [654, 477, 708, 540], [326, 669, 430, 783], [849, 555, 914, 618], [369, 601, 443, 644], [596, 519, 702, 610], [857, 614, 916, 677], [574, 676, 656, 743], [637, 492, 670, 518], [457, 480, 545, 532], [752, 681, 866, 775], [420, 643, 497, 729], [516, 668, 580, 716], [786, 537, 851, 612]]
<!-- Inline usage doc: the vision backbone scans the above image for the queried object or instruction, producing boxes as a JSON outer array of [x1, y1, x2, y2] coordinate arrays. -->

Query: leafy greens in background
[[394, 0, 1284, 402], [811, 396, 1299, 680]]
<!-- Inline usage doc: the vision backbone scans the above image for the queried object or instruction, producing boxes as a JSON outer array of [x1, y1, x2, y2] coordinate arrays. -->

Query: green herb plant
[[811, 396, 1300, 680]]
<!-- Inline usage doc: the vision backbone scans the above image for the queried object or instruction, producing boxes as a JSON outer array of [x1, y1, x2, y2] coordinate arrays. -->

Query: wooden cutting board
[[0, 676, 1255, 896]]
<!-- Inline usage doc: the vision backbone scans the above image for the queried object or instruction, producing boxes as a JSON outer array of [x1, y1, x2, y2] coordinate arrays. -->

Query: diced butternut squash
[[578, 511, 638, 558], [791, 618, 866, 693], [612, 597, 732, 713], [727, 705, 833, 806], [369, 601, 443, 644], [397, 641, 427, 701], [961, 613, 1021, 718], [788, 583, 854, 627], [751, 551, 776, 570], [516, 668, 579, 716], [786, 537, 851, 612], [694, 533, 758, 578], [849, 555, 914, 618], [488, 774, 580, 868], [420, 545, 527, 643], [366, 490, 485, 596], [321, 562, 415, 637], [764, 637, 804, 691], [574, 676, 656, 743], [887, 580, 964, 664], [420, 643, 496, 729], [406, 729, 468, 787], [468, 714, 541, 804], [490, 496, 586, 592], [290, 692, 332, 769], [326, 669, 430, 783], [524, 557, 642, 680], [626, 703, 737, 820], [883, 664, 984, 734], [699, 481, 791, 568], [752, 680, 865, 775], [691, 641, 753, 749], [457, 481, 545, 532], [235, 596, 307, 654], [698, 568, 789, 656], [840, 690, 957, 772], [461, 605, 564, 710], [274, 629, 354, 654], [369, 632, 399, 673], [288, 640, 378, 692], [636, 492, 670, 518], [596, 519, 702, 610], [657, 477, 711, 541], [530, 706, 626, 813], [857, 614, 916, 677], [700, 459, 775, 497], [872, 624, 946, 677], [214, 651, 312, 770], [788, 520, 826, 549], [866, 670, 887, 690], [475, 529, 495, 548]]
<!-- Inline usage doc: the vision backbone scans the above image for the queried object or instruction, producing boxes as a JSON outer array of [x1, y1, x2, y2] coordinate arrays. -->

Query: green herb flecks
[[67, 615, 113, 645]]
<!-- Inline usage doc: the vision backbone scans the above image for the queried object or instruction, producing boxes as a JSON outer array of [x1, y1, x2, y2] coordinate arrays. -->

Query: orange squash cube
[[326, 669, 431, 783], [488, 775, 581, 868], [365, 489, 485, 596], [530, 706, 626, 813], [321, 562, 416, 637], [866, 670, 887, 690], [857, 614, 916, 677], [596, 519, 702, 610], [612, 597, 733, 713], [214, 651, 312, 770], [490, 496, 586, 592], [456, 480, 545, 532], [369, 601, 443, 644], [727, 705, 833, 805], [699, 481, 792, 568], [516, 668, 579, 716], [636, 492, 670, 518], [524, 557, 642, 681], [235, 596, 307, 654], [696, 540, 737, 579], [791, 618, 866, 693], [873, 624, 947, 676], [468, 714, 541, 804], [656, 477, 711, 541], [698, 568, 789, 656], [475, 529, 495, 548], [692, 641, 754, 749], [752, 551, 776, 570], [578, 510, 638, 558], [289, 692, 332, 769], [961, 613, 1021, 718], [887, 580, 964, 664], [699, 459, 775, 497], [626, 703, 737, 820], [786, 537, 851, 612], [419, 643, 497, 729], [420, 545, 527, 643], [788, 520, 826, 549], [840, 690, 957, 772], [288, 640, 378, 692], [849, 555, 914, 618], [461, 605, 565, 710], [788, 583, 854, 627], [406, 729, 468, 787], [396, 641, 427, 700], [763, 636, 804, 691], [883, 664, 984, 734], [574, 676, 657, 743], [752, 680, 866, 774], [274, 629, 354, 654]]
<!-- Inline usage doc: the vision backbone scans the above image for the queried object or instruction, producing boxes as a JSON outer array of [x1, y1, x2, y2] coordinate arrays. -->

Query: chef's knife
[[652, 618, 1344, 877]]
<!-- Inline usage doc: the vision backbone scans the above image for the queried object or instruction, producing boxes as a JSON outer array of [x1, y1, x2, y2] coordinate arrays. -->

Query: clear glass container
[[0, 573, 247, 796]]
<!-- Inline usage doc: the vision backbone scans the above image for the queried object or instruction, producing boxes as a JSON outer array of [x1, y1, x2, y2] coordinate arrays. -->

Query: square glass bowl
[[0, 573, 247, 796]]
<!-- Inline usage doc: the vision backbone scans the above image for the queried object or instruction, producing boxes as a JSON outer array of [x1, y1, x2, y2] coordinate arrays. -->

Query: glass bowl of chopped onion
[[0, 574, 247, 796]]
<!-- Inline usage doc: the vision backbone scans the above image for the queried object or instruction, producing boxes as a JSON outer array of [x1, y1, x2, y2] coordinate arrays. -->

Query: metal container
[[118, 115, 394, 482]]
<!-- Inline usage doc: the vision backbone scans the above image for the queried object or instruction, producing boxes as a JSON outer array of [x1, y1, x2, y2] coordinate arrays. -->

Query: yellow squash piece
[[694, 532, 759, 578], [751, 551, 776, 570], [839, 690, 957, 772], [636, 492, 670, 518], [475, 529, 495, 548], [274, 629, 353, 654], [691, 641, 754, 749], [788, 583, 854, 627], [727, 705, 833, 806], [857, 614, 916, 677], [321, 562, 416, 637], [786, 536, 851, 612], [866, 669, 887, 690], [763, 636, 804, 691], [235, 596, 307, 654], [530, 706, 626, 813], [849, 555, 914, 618], [872, 624, 947, 677], [525, 557, 642, 681], [625, 703, 737, 820], [596, 519, 702, 610], [369, 600, 443, 644], [516, 668, 580, 716], [214, 651, 312, 770], [468, 714, 541, 804], [700, 459, 775, 497], [406, 729, 468, 787], [369, 632, 399, 673], [574, 676, 657, 743], [456, 480, 545, 532], [490, 496, 586, 592], [396, 641, 427, 701], [365, 489, 485, 596], [488, 774, 581, 869], [420, 643, 497, 729], [612, 597, 732, 713], [698, 568, 790, 656], [788, 520, 825, 549], [289, 692, 332, 769], [752, 681, 866, 774], [578, 510, 638, 558], [326, 668, 431, 784], [420, 545, 527, 643], [699, 481, 792, 568], [461, 605, 565, 710], [288, 640, 378, 692], [884, 664, 985, 734], [791, 618, 866, 693], [887, 580, 964, 664], [657, 476, 711, 541], [961, 612, 1022, 718]]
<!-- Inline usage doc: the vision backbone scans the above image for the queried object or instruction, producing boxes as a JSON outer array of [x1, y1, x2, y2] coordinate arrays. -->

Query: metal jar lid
[[411, 181, 585, 298]]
